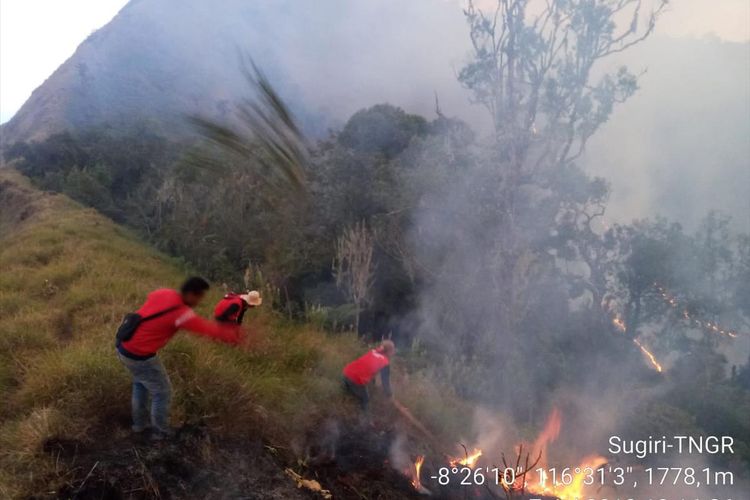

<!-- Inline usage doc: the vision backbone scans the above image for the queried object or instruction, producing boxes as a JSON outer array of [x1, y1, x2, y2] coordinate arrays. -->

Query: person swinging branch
[[115, 277, 248, 440], [342, 340, 395, 413]]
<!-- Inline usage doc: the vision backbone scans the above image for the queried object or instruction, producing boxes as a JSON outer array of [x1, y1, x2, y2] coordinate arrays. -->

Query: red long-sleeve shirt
[[120, 288, 241, 356], [343, 349, 390, 386], [213, 294, 248, 324]]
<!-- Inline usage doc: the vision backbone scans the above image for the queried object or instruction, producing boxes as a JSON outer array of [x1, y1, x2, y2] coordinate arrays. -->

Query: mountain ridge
[[2, 1, 748, 231], [0, 0, 471, 146]]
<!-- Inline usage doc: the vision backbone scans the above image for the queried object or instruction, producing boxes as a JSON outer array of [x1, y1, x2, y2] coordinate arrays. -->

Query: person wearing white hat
[[241, 290, 263, 307], [213, 290, 262, 324]]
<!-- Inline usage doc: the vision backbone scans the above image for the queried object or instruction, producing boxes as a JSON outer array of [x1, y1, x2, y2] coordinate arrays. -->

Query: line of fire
[[390, 276, 747, 498]]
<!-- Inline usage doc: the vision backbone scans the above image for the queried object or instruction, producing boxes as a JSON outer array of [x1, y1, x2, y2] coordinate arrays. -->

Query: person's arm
[[236, 304, 247, 325], [176, 310, 242, 344], [380, 365, 392, 398]]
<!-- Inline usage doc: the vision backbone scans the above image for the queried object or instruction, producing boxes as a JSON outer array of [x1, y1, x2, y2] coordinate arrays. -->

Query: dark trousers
[[342, 376, 369, 411]]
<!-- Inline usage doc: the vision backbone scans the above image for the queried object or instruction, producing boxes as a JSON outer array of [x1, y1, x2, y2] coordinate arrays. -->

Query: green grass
[[0, 170, 470, 497]]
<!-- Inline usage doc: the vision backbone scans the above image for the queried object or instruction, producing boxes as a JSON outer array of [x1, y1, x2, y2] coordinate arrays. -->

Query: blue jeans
[[342, 376, 369, 412], [117, 352, 172, 432]]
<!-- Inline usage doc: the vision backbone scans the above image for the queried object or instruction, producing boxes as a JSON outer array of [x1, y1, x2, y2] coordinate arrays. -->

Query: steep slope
[[0, 170, 467, 498], [0, 170, 301, 497]]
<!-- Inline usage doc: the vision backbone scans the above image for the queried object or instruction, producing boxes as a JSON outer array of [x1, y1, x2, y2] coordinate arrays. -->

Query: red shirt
[[213, 294, 247, 323], [120, 288, 241, 356], [343, 349, 390, 386]]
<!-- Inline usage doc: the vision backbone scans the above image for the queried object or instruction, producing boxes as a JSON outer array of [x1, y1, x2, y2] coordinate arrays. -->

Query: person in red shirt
[[116, 276, 244, 439], [213, 290, 262, 324], [342, 340, 395, 412]]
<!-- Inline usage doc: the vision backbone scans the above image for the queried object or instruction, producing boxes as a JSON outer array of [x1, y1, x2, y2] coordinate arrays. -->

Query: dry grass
[[0, 169, 470, 497]]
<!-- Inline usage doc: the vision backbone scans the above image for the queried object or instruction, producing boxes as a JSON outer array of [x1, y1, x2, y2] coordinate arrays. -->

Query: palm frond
[[187, 55, 309, 198]]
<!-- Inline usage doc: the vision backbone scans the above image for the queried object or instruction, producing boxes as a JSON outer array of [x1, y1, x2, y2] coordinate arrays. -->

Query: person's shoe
[[150, 427, 177, 441]]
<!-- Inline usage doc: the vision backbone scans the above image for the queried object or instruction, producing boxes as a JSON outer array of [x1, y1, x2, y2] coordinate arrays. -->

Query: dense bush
[[4, 127, 180, 222]]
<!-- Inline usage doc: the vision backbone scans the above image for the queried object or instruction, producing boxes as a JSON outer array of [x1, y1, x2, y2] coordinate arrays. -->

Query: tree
[[338, 104, 428, 158], [456, 0, 666, 338], [333, 221, 376, 334], [188, 56, 309, 199], [357, 1, 669, 405]]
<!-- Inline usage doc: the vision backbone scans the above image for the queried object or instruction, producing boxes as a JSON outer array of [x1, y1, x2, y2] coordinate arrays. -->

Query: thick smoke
[[583, 35, 750, 233], [6, 0, 747, 230], [368, 3, 750, 498]]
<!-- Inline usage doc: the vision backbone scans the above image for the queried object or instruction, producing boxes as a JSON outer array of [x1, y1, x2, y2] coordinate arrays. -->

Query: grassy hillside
[[0, 169, 467, 498]]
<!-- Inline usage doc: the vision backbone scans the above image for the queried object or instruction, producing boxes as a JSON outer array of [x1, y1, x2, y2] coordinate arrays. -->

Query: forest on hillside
[[3, 1, 750, 496]]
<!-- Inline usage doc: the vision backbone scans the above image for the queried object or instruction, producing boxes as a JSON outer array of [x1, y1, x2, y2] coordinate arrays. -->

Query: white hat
[[241, 290, 262, 306]]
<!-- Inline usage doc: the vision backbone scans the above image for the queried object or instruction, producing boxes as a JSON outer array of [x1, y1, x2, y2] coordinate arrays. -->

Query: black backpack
[[115, 306, 181, 343]]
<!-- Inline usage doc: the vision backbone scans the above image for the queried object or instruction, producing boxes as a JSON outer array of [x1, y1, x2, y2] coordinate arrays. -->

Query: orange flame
[[532, 407, 561, 466], [655, 283, 741, 338], [448, 448, 483, 467], [612, 314, 626, 333], [526, 454, 608, 499], [633, 338, 663, 372], [520, 409, 607, 500], [608, 307, 664, 373], [411, 455, 424, 490]]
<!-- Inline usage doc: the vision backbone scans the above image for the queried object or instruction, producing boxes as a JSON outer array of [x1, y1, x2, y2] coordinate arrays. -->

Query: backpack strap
[[141, 305, 182, 323]]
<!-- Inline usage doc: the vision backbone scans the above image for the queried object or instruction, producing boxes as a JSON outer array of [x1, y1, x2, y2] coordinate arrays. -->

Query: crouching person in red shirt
[[213, 290, 262, 324], [342, 340, 395, 413], [116, 277, 244, 440]]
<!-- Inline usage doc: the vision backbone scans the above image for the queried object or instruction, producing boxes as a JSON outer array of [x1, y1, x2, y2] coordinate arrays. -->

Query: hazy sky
[[1, 0, 749, 124], [0, 0, 128, 123]]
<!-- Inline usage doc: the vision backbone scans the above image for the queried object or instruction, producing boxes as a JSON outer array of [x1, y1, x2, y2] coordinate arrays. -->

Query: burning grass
[[607, 307, 664, 373], [379, 405, 620, 499]]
